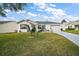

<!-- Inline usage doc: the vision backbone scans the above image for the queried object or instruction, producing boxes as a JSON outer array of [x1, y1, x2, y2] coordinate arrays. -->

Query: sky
[[0, 3, 79, 22]]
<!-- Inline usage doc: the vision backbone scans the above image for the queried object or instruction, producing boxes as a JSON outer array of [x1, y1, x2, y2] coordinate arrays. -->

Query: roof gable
[[17, 19, 32, 24]]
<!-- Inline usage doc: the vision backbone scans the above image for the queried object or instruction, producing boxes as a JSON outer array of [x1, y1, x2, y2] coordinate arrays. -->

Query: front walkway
[[54, 31, 79, 46]]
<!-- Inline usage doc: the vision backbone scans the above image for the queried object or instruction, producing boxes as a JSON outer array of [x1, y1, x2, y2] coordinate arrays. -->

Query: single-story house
[[0, 20, 61, 33], [0, 21, 17, 33], [61, 20, 79, 30]]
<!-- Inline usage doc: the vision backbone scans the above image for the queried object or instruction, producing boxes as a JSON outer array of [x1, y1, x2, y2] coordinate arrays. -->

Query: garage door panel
[[51, 26, 61, 32]]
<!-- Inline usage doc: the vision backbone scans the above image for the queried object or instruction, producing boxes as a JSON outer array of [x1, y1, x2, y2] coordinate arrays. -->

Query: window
[[38, 25, 42, 29], [38, 25, 45, 31]]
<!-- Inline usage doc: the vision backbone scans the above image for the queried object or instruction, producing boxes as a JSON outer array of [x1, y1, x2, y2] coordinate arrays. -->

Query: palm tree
[[0, 3, 27, 17]]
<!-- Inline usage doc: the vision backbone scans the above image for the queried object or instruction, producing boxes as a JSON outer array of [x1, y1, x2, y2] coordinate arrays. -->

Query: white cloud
[[34, 3, 47, 10], [46, 7, 66, 15], [30, 7, 35, 9], [50, 4, 56, 7], [45, 7, 67, 22], [53, 9, 66, 15], [34, 3, 46, 7], [38, 9, 43, 11], [16, 10, 26, 14], [34, 3, 70, 22], [33, 3, 67, 22], [27, 12, 37, 17], [46, 7, 54, 12], [5, 9, 10, 12], [65, 15, 79, 21], [34, 3, 66, 17], [38, 14, 57, 21], [33, 3, 79, 22], [3, 3, 79, 22]]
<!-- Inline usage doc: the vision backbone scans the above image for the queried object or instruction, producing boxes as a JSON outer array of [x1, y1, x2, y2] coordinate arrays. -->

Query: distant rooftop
[[0, 21, 15, 24], [0, 20, 60, 25], [35, 21, 60, 24], [17, 19, 33, 24]]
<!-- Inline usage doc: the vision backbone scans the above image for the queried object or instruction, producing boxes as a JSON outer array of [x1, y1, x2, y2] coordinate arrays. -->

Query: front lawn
[[0, 32, 79, 56], [64, 29, 79, 35]]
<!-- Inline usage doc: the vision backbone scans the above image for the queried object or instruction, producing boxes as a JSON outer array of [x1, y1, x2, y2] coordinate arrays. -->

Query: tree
[[0, 3, 27, 17], [61, 19, 67, 23], [30, 25, 36, 36]]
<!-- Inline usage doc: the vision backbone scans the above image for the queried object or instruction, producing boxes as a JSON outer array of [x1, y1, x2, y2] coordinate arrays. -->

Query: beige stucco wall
[[60, 23, 69, 30], [37, 24, 51, 32], [17, 21, 32, 32], [45, 24, 61, 32], [0, 24, 3, 32], [45, 24, 51, 32], [0, 22, 17, 33], [37, 24, 60, 32]]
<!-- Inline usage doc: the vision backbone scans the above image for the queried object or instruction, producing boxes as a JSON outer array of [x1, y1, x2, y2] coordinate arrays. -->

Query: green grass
[[64, 29, 79, 35], [0, 32, 79, 56]]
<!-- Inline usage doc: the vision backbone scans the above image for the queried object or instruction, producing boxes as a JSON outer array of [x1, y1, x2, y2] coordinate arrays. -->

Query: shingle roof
[[0, 20, 60, 25], [17, 19, 33, 24], [17, 20, 25, 23], [0, 21, 15, 24], [35, 21, 60, 24]]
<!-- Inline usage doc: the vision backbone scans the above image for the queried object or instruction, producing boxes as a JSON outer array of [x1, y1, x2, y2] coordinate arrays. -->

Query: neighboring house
[[61, 20, 79, 30], [0, 21, 17, 33], [0, 20, 61, 33]]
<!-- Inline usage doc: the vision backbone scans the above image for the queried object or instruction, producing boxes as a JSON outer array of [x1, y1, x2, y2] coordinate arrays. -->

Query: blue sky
[[0, 3, 79, 22]]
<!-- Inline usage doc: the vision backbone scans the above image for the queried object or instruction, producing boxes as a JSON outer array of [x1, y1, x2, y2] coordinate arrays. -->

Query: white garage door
[[51, 26, 61, 32]]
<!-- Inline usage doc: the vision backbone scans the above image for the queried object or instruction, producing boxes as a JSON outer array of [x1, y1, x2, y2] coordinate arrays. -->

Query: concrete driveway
[[54, 31, 79, 46]]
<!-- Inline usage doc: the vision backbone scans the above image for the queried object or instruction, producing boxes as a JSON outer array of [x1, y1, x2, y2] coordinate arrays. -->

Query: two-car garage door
[[51, 25, 61, 32]]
